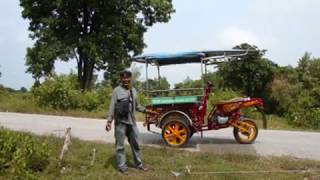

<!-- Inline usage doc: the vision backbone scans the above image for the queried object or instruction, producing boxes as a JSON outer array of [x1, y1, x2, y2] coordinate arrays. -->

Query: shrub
[[138, 92, 150, 106], [31, 74, 113, 112], [287, 108, 320, 129], [95, 85, 112, 111], [0, 128, 50, 177], [79, 91, 100, 111], [32, 74, 81, 110]]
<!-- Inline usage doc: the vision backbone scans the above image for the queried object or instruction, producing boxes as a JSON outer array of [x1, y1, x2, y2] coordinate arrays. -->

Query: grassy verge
[[1, 130, 320, 180], [0, 91, 106, 119], [0, 90, 145, 120], [250, 111, 320, 132]]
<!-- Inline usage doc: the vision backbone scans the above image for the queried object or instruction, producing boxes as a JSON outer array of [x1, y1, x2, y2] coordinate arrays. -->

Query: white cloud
[[219, 26, 259, 48]]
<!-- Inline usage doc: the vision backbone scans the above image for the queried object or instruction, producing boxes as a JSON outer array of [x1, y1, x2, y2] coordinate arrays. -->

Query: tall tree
[[269, 53, 320, 128], [296, 52, 319, 89], [297, 52, 311, 82], [20, 0, 174, 90], [217, 43, 277, 97]]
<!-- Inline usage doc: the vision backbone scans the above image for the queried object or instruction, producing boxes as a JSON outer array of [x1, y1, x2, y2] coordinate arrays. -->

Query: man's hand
[[146, 109, 159, 115], [144, 109, 159, 127], [105, 121, 112, 132]]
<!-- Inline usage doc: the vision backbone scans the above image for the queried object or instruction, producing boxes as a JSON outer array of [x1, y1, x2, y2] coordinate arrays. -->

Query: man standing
[[106, 70, 152, 175]]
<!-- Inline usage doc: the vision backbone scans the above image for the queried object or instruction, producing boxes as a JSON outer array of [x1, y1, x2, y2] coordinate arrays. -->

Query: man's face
[[120, 76, 132, 88]]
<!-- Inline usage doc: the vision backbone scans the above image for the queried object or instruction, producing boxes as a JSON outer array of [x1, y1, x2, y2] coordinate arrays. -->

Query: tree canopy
[[141, 77, 170, 91], [269, 52, 320, 128], [217, 43, 277, 97], [20, 0, 174, 90]]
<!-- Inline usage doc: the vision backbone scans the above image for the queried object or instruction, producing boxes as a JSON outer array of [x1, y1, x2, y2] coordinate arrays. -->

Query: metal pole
[[204, 64, 208, 83], [201, 59, 204, 89], [145, 62, 149, 94], [205, 64, 208, 74], [157, 65, 161, 89]]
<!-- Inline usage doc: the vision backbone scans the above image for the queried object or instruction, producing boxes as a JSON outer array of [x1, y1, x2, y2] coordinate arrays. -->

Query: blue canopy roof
[[132, 50, 257, 66]]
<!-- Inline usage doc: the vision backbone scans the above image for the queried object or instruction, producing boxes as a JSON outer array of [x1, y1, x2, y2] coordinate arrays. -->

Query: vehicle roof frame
[[132, 49, 263, 94]]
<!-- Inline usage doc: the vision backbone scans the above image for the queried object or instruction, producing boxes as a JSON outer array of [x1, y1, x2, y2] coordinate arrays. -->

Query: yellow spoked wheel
[[162, 120, 190, 147], [233, 119, 258, 144]]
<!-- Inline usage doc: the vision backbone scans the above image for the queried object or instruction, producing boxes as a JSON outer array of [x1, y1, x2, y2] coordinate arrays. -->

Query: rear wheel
[[233, 119, 258, 144], [162, 119, 190, 147]]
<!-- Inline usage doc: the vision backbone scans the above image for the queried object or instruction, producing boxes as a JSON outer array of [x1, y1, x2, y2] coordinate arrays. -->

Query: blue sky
[[1, 0, 320, 89]]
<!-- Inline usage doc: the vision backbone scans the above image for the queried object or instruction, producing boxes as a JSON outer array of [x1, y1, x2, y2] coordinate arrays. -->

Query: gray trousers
[[115, 122, 142, 170]]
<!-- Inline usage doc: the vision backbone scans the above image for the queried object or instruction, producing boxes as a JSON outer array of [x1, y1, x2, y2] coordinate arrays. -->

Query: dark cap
[[119, 70, 132, 77]]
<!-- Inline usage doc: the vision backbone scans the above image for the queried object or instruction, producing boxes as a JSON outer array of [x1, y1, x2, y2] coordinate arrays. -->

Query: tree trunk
[[83, 59, 94, 90], [77, 49, 83, 88], [77, 48, 94, 91], [77, 3, 94, 91]]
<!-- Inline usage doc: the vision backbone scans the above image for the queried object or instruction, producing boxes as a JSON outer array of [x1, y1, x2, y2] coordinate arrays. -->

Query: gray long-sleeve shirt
[[107, 85, 145, 125]]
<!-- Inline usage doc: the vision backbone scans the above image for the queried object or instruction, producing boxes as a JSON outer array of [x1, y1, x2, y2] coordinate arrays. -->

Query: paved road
[[1, 112, 320, 160]]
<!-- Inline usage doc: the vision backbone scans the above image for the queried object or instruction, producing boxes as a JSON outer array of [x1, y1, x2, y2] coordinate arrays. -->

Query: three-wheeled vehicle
[[132, 50, 267, 147]]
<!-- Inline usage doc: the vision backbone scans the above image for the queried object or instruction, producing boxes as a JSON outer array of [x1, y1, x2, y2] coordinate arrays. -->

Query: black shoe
[[119, 168, 129, 175]]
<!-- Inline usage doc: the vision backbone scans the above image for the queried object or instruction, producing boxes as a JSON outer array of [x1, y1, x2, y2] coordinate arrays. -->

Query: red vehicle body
[[144, 83, 266, 147]]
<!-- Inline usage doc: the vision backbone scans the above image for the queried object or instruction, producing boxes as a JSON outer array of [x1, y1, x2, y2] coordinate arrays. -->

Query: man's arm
[[106, 89, 117, 123], [133, 88, 146, 113]]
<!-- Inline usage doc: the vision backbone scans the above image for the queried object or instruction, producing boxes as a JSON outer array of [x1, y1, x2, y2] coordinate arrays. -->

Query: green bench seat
[[150, 96, 202, 106]]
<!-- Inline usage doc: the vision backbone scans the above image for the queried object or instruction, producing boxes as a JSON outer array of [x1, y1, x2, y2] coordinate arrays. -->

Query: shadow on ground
[[139, 131, 258, 155]]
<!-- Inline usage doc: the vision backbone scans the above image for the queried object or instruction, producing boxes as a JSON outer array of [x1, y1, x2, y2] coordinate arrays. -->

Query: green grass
[[1, 130, 320, 180], [0, 90, 145, 120], [0, 91, 106, 119], [0, 91, 41, 113]]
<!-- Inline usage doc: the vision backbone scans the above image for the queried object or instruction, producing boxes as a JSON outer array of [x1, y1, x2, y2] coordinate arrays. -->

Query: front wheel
[[233, 119, 258, 144], [162, 119, 190, 147]]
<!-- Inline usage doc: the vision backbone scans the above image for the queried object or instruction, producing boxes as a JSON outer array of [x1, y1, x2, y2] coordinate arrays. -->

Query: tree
[[139, 77, 170, 97], [297, 52, 311, 83], [174, 76, 202, 89], [217, 43, 277, 97], [130, 64, 143, 90], [173, 71, 224, 90], [296, 52, 320, 90], [269, 53, 320, 128], [20, 87, 28, 93], [141, 77, 170, 91], [20, 0, 175, 90]]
